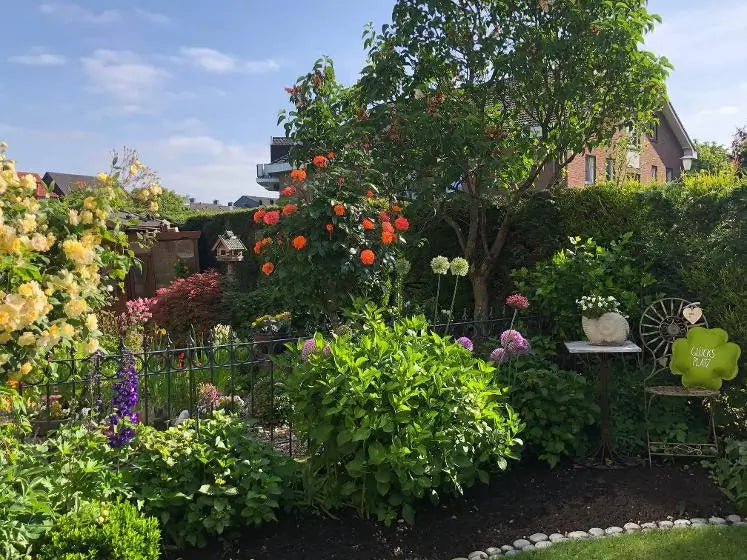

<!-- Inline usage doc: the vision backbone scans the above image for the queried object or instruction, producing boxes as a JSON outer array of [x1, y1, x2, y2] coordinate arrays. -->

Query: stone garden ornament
[[577, 295, 629, 345]]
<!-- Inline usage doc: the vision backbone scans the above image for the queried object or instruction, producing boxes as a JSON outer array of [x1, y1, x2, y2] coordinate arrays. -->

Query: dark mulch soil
[[170, 461, 730, 560]]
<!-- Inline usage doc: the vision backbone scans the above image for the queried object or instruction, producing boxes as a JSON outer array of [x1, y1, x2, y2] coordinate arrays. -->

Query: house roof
[[662, 101, 697, 159], [211, 231, 247, 252], [43, 172, 100, 196], [272, 136, 293, 145], [189, 201, 235, 212], [17, 171, 58, 198], [234, 195, 261, 208]]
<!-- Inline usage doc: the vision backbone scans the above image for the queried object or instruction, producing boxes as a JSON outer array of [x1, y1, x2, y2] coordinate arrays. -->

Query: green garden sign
[[670, 327, 741, 390]]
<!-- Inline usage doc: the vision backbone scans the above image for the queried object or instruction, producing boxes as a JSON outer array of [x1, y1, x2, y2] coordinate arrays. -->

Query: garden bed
[[170, 461, 730, 560]]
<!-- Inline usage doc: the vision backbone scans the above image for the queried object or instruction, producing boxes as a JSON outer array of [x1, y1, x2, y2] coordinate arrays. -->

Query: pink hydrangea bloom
[[456, 336, 474, 351], [506, 293, 529, 310]]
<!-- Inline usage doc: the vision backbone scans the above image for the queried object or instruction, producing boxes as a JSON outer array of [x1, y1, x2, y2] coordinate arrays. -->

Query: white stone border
[[450, 515, 746, 559]]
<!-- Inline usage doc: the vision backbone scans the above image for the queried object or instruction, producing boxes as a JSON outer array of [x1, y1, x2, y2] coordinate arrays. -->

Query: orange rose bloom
[[261, 262, 275, 276], [327, 152, 336, 159], [379, 211, 391, 222], [362, 218, 374, 230], [360, 248, 375, 265], [326, 223, 334, 233], [333, 204, 345, 216], [381, 231, 396, 245], [290, 168, 307, 182], [280, 186, 296, 197], [263, 210, 281, 225], [253, 241, 262, 254], [282, 203, 298, 216], [261, 237, 273, 247], [394, 216, 410, 231], [312, 155, 328, 168], [292, 235, 307, 250], [338, 177, 345, 185], [391, 204, 402, 212], [366, 190, 374, 198], [253, 208, 266, 223]]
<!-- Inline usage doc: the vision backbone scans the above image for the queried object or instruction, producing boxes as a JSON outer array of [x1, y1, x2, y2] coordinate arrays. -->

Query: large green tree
[[690, 140, 733, 175], [283, 0, 671, 322]]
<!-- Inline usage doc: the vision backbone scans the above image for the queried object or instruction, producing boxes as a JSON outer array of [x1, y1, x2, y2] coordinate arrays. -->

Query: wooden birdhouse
[[212, 230, 246, 262]]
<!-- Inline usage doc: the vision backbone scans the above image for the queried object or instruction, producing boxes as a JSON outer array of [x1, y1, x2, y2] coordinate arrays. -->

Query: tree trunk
[[470, 268, 491, 334]]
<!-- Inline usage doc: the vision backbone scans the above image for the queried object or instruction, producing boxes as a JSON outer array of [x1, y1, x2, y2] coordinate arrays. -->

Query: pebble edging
[[450, 514, 744, 559]]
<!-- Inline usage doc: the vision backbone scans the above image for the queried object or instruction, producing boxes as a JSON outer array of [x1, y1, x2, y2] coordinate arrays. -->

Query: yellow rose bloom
[[85, 314, 98, 331], [30, 233, 51, 252], [17, 213, 36, 234], [68, 209, 80, 226], [17, 331, 36, 346], [18, 362, 33, 376], [62, 239, 95, 266], [83, 196, 97, 210], [59, 322, 75, 338], [80, 210, 94, 224], [149, 201, 159, 212], [63, 298, 87, 318], [84, 339, 100, 354], [96, 172, 109, 182]]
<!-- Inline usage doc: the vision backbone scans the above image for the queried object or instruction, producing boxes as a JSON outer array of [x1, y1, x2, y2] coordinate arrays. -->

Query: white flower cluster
[[577, 295, 621, 317]]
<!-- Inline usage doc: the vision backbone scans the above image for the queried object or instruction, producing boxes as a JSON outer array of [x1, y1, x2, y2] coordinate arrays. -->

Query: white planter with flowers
[[577, 295, 629, 345]]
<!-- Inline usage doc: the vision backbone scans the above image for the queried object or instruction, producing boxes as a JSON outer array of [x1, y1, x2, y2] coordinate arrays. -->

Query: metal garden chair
[[639, 297, 718, 465]]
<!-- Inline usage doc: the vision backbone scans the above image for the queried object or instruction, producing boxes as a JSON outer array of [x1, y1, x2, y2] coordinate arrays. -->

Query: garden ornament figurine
[[669, 326, 741, 390]]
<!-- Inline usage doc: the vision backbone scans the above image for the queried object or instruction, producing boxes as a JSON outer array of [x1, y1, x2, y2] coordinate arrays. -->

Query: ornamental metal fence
[[16, 314, 539, 456]]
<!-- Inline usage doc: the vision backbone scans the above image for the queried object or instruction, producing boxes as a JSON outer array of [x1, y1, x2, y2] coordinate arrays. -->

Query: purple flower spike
[[490, 347, 508, 364], [456, 336, 474, 351], [107, 351, 138, 448]]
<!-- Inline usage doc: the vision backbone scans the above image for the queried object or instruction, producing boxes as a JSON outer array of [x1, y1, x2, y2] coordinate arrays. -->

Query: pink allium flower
[[490, 347, 508, 364], [323, 344, 331, 355], [301, 338, 317, 361], [507, 337, 531, 355], [456, 336, 474, 351], [506, 293, 529, 310], [500, 329, 524, 348]]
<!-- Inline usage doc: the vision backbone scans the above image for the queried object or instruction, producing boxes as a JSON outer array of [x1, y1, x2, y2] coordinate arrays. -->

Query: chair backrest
[[639, 298, 708, 383]]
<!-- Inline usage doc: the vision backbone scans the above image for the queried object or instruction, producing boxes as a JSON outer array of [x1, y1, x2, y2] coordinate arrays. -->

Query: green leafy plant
[[707, 439, 747, 515], [36, 500, 160, 560], [497, 344, 598, 467], [513, 234, 658, 339], [121, 411, 296, 547], [284, 304, 522, 525]]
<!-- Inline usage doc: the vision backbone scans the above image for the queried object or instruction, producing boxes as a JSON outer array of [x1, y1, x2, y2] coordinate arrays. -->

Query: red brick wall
[[563, 113, 684, 187]]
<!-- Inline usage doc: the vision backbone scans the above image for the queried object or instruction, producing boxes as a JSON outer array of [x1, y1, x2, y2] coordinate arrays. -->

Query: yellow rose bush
[[0, 143, 135, 383]]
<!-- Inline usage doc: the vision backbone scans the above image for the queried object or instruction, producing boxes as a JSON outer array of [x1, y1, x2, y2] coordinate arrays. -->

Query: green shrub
[[708, 439, 747, 515], [121, 411, 296, 547], [36, 501, 160, 560], [285, 305, 522, 525], [497, 342, 598, 467], [512, 234, 659, 340]]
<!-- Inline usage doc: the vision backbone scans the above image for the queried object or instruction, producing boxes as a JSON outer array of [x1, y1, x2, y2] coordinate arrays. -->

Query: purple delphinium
[[456, 336, 474, 351], [106, 351, 138, 448], [490, 347, 508, 364]]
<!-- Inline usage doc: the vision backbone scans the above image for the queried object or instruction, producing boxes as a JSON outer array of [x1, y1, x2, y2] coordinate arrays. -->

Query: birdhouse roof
[[211, 230, 247, 252]]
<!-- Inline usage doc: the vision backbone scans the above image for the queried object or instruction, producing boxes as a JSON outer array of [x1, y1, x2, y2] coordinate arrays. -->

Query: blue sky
[[1, 1, 745, 203]]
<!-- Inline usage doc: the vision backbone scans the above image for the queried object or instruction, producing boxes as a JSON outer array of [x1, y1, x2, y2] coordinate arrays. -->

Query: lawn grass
[[530, 526, 747, 559]]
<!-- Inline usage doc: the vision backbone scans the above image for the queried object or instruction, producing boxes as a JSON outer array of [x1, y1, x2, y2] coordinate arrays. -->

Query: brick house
[[545, 101, 697, 188]]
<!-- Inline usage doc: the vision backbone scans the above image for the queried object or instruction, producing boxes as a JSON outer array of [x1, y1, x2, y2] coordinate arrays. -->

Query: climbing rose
[[263, 210, 280, 225], [292, 235, 307, 250], [312, 155, 328, 168], [362, 218, 374, 230], [280, 186, 296, 197], [253, 208, 266, 223], [253, 241, 262, 254], [261, 262, 275, 276], [394, 216, 409, 231], [360, 249, 375, 265], [506, 293, 529, 310], [457, 336, 474, 351], [282, 203, 297, 216], [391, 204, 402, 213], [379, 211, 391, 222], [333, 204, 345, 216], [382, 221, 395, 233], [290, 168, 307, 182], [381, 231, 396, 245]]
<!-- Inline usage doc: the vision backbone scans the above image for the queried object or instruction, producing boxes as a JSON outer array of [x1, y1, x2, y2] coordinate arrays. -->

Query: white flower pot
[[582, 312, 629, 345]]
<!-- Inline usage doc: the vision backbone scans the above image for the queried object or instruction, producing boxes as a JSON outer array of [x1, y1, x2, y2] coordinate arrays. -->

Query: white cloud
[[155, 135, 275, 201], [9, 51, 66, 66], [81, 50, 170, 112], [39, 3, 169, 25], [179, 47, 280, 74]]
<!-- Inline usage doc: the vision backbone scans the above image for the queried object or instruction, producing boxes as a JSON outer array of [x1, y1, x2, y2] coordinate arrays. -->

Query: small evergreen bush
[[36, 501, 160, 560]]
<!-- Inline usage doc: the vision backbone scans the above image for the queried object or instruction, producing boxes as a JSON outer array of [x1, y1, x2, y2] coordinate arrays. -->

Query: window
[[666, 167, 674, 182], [650, 122, 659, 143], [605, 158, 615, 181], [627, 126, 641, 150], [651, 165, 658, 182], [585, 155, 596, 184]]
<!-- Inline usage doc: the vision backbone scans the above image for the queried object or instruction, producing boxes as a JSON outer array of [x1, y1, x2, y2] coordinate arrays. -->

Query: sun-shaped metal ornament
[[639, 298, 708, 365]]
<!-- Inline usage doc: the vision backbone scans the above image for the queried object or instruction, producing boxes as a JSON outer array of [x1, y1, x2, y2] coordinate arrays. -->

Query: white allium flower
[[449, 257, 469, 277], [430, 256, 450, 275]]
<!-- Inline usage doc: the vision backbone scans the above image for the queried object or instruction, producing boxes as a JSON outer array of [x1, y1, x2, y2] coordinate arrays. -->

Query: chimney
[[228, 202, 233, 207], [189, 197, 195, 203], [213, 199, 219, 205]]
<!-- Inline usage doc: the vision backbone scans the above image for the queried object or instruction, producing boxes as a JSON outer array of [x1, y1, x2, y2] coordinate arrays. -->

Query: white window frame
[[585, 155, 597, 184]]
